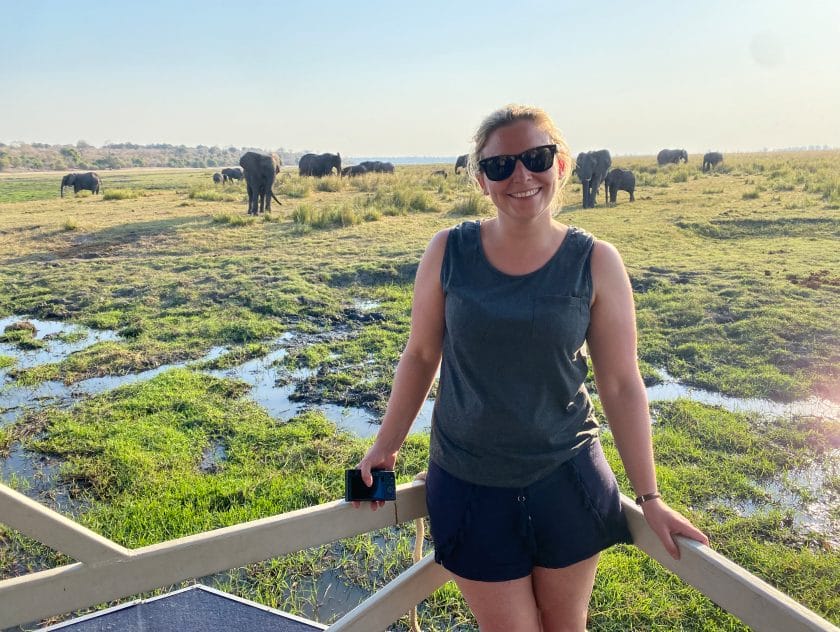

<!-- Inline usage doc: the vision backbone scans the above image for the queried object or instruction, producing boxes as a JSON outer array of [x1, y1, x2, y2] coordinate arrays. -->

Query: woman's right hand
[[353, 444, 399, 511]]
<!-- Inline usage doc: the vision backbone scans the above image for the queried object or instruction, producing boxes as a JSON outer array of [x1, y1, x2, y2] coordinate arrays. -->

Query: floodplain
[[0, 153, 838, 630]]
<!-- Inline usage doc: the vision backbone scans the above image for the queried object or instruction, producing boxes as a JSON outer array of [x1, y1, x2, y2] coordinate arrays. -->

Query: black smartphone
[[345, 469, 396, 502]]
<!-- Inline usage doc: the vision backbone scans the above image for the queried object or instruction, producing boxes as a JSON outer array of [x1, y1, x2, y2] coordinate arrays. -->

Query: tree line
[[0, 142, 307, 172]]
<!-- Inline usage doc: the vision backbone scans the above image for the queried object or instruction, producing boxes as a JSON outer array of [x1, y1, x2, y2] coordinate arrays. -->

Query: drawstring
[[517, 492, 538, 556]]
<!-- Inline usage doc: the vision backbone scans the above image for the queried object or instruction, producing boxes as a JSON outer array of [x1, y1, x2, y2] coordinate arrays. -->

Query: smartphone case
[[345, 469, 396, 502]]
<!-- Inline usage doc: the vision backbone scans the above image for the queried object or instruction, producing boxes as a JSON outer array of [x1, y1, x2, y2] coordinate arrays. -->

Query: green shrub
[[451, 192, 492, 216], [103, 188, 140, 200], [292, 203, 361, 229], [315, 176, 345, 192], [189, 188, 240, 202], [212, 213, 253, 226], [742, 189, 760, 200], [284, 180, 312, 198]]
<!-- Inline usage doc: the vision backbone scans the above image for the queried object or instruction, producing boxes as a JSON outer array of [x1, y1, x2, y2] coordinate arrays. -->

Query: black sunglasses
[[478, 144, 558, 181]]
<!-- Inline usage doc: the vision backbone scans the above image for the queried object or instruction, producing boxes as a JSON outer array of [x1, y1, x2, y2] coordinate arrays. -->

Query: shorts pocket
[[425, 462, 474, 563], [566, 441, 619, 537]]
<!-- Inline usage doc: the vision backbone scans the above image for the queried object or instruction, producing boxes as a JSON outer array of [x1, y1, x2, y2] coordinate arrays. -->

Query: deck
[[0, 479, 837, 631]]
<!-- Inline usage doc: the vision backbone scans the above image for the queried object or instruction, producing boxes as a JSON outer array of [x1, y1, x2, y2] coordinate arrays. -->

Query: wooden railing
[[0, 479, 837, 632]]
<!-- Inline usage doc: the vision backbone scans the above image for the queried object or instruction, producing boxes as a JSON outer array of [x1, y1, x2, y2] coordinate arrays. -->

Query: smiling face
[[476, 119, 562, 224]]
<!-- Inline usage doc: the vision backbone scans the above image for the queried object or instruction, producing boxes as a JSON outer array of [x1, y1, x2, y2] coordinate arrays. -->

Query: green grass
[[102, 188, 142, 200], [1, 156, 839, 629]]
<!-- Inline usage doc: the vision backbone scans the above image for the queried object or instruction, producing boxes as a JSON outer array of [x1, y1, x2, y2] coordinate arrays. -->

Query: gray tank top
[[429, 220, 599, 487]]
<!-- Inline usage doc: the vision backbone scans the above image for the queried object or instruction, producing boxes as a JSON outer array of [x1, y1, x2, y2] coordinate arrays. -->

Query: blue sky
[[1, 0, 838, 157]]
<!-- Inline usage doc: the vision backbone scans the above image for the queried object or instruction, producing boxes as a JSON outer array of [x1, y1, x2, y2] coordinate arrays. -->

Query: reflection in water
[[2, 317, 837, 540], [0, 316, 120, 371], [712, 449, 839, 541], [646, 368, 840, 422]]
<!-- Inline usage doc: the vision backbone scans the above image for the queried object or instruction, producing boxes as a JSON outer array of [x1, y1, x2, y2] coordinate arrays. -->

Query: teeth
[[510, 188, 539, 198]]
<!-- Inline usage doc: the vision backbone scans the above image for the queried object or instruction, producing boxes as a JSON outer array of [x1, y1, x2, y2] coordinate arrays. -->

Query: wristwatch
[[634, 492, 661, 505]]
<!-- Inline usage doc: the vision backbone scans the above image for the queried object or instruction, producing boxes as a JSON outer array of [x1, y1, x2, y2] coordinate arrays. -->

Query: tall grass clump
[[212, 212, 253, 226], [284, 179, 312, 198], [451, 192, 492, 216], [102, 188, 141, 200], [189, 187, 240, 202], [376, 187, 440, 215], [62, 218, 78, 231], [315, 176, 345, 192], [292, 203, 362, 229]]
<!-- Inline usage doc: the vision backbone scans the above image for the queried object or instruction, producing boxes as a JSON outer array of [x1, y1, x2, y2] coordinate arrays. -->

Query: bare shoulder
[[426, 228, 451, 256], [414, 228, 451, 286], [591, 239, 630, 296]]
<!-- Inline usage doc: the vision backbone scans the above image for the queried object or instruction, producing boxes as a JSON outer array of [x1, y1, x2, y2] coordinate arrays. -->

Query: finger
[[352, 500, 361, 509], [657, 527, 680, 560], [370, 500, 378, 511], [676, 523, 710, 547], [360, 462, 373, 487]]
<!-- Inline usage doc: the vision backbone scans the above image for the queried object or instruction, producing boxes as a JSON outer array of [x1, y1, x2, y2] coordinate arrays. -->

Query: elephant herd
[[450, 147, 722, 208], [59, 144, 724, 214]]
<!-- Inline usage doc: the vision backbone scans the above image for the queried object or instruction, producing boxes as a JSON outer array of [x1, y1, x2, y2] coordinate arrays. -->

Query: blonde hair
[[468, 104, 572, 207]]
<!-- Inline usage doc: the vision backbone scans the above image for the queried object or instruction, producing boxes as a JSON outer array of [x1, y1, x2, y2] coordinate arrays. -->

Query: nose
[[509, 157, 532, 181]]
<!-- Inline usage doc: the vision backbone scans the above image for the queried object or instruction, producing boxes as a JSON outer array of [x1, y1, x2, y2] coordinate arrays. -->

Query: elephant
[[221, 167, 244, 183], [357, 161, 394, 173], [574, 150, 611, 208], [239, 151, 282, 215], [298, 152, 341, 177], [703, 152, 724, 172], [212, 172, 222, 184], [657, 149, 688, 165], [60, 172, 101, 197], [431, 169, 448, 178], [454, 154, 468, 174], [341, 165, 368, 177], [604, 168, 636, 204]]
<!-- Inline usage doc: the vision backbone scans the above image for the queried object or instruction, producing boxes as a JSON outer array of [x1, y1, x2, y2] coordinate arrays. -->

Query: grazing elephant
[[574, 150, 611, 208], [60, 172, 101, 197], [239, 151, 282, 215], [357, 161, 394, 173], [221, 167, 244, 183], [431, 169, 448, 178], [604, 168, 636, 204], [703, 152, 724, 172], [657, 149, 688, 165], [455, 154, 468, 174], [299, 152, 341, 177], [212, 172, 223, 184], [341, 165, 368, 177]]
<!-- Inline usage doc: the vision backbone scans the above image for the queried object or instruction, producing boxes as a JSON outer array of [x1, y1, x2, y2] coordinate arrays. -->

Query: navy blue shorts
[[426, 440, 632, 582]]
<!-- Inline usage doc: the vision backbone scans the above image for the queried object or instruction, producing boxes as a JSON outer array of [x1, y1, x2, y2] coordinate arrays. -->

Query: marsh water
[[1, 315, 837, 540]]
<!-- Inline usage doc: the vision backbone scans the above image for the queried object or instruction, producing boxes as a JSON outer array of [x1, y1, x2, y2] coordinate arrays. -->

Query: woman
[[355, 104, 708, 631]]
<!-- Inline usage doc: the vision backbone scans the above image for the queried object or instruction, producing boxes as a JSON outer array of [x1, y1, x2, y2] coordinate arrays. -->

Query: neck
[[488, 208, 558, 243]]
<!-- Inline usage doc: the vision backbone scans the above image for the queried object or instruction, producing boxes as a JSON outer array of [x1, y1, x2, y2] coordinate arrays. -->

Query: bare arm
[[355, 229, 448, 501], [587, 240, 708, 558]]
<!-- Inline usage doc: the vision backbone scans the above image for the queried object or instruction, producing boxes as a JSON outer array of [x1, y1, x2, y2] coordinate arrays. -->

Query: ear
[[476, 172, 489, 195], [557, 158, 565, 179]]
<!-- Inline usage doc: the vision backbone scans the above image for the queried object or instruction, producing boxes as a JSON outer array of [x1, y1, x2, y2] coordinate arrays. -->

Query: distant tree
[[60, 146, 82, 164], [76, 140, 91, 149]]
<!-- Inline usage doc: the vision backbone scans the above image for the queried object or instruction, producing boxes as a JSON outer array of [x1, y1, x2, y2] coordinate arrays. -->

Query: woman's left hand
[[640, 498, 709, 560]]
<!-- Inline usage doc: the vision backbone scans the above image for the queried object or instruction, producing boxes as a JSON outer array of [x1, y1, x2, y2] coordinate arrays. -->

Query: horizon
[[2, 1, 839, 157]]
